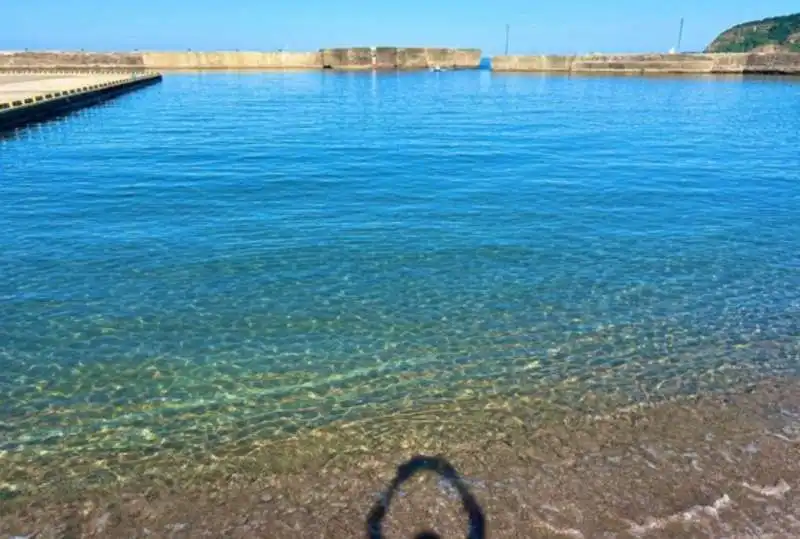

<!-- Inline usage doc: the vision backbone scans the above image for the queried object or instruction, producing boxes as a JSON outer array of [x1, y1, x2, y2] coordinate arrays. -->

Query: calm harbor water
[[1, 71, 799, 473]]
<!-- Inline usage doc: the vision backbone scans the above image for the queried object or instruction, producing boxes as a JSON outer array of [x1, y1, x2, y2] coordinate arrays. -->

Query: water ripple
[[0, 71, 799, 456]]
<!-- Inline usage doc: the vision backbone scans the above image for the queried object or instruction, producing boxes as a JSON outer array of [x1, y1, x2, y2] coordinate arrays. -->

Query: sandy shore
[[2, 377, 799, 538]]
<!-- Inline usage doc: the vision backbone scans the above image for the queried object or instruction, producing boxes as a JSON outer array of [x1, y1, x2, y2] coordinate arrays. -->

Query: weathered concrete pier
[[0, 72, 162, 132]]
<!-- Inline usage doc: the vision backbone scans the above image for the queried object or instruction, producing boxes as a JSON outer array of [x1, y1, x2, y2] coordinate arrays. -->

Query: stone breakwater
[[492, 52, 800, 74], [0, 48, 481, 71]]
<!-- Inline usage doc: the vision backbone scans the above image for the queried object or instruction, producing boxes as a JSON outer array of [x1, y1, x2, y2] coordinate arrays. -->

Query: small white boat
[[430, 65, 443, 72]]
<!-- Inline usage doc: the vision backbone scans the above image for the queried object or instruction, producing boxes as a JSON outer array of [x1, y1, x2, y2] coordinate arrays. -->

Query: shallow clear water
[[1, 71, 799, 457]]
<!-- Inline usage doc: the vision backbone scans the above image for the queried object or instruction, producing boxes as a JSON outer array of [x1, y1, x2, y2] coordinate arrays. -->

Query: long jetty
[[0, 72, 162, 132]]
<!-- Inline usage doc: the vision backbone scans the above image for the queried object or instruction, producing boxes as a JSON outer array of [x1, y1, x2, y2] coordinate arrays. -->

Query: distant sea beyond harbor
[[1, 71, 799, 537]]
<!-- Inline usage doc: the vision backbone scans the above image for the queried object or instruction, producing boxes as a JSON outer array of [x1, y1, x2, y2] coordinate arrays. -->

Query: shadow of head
[[366, 455, 485, 539]]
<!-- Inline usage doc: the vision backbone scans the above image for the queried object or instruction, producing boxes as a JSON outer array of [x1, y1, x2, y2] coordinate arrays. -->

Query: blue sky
[[1, 1, 797, 55]]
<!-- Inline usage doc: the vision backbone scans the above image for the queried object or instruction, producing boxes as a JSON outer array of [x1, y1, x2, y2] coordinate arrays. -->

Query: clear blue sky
[[1, 0, 797, 55]]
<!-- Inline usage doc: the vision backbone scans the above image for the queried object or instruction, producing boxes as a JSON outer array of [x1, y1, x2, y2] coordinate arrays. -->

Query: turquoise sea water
[[1, 72, 799, 460]]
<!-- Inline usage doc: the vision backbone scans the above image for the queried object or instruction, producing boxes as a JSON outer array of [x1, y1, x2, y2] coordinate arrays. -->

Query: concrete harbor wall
[[3, 50, 800, 74], [396, 47, 481, 69], [0, 48, 481, 71], [710, 52, 800, 74], [0, 51, 145, 71], [396, 48, 433, 69], [321, 48, 375, 69], [0, 51, 321, 71], [320, 47, 481, 69], [492, 52, 800, 74], [0, 74, 162, 132], [374, 47, 398, 69], [140, 51, 323, 70]]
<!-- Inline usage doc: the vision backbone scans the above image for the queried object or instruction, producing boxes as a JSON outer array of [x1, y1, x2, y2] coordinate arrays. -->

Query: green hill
[[706, 12, 800, 53]]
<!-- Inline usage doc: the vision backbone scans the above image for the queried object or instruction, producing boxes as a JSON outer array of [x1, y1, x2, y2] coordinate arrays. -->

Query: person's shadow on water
[[366, 455, 485, 539]]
